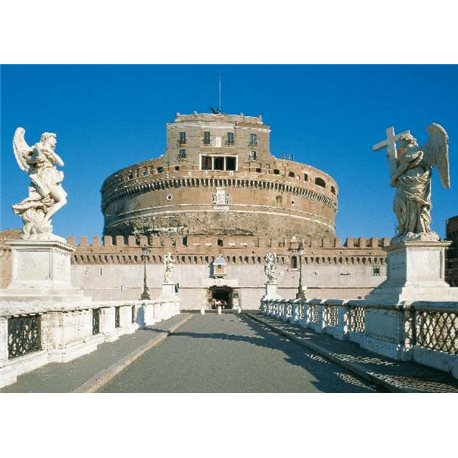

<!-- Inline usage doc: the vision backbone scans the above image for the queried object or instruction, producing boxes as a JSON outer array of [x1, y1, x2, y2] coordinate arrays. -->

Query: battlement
[[67, 234, 390, 250], [66, 234, 389, 267]]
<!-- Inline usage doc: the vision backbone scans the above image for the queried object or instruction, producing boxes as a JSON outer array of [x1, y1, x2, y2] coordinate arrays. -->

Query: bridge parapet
[[261, 297, 458, 380]]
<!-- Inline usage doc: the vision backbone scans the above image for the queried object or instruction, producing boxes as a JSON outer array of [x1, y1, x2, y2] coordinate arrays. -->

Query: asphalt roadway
[[100, 312, 381, 393]]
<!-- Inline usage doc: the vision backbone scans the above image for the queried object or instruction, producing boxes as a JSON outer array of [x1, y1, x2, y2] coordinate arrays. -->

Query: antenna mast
[[218, 73, 222, 113]]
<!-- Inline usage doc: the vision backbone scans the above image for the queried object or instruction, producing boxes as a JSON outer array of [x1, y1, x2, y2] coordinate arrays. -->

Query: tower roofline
[[173, 112, 264, 126]]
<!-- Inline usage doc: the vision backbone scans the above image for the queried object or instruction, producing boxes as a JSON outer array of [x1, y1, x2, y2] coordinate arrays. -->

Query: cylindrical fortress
[[101, 113, 338, 240]]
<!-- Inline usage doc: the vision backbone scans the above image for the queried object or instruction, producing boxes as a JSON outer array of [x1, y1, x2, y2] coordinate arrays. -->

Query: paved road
[[101, 313, 381, 392]]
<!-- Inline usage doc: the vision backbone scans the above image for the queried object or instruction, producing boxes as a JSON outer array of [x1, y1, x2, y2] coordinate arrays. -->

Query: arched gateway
[[208, 285, 233, 309]]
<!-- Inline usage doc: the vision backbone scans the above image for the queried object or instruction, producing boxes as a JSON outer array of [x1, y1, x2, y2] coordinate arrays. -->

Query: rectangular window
[[178, 149, 187, 159], [227, 132, 234, 145], [249, 133, 258, 146], [179, 131, 186, 145], [203, 131, 211, 145], [214, 156, 224, 170], [249, 151, 257, 161], [201, 156, 212, 170], [372, 266, 381, 276], [201, 155, 237, 171], [226, 156, 236, 171]]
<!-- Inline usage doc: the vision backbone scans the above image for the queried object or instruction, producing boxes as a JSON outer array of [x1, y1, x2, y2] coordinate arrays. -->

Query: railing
[[0, 297, 181, 389], [115, 306, 121, 328], [92, 308, 100, 335], [261, 298, 458, 379], [349, 305, 365, 333], [324, 304, 338, 328], [8, 314, 42, 359], [411, 304, 457, 355]]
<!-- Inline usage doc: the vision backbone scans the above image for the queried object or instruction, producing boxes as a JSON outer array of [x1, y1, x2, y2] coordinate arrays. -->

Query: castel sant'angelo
[[102, 112, 338, 241], [1, 112, 398, 308]]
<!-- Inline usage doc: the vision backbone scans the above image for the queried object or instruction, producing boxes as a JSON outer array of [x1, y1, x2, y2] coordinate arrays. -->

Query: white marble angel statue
[[373, 123, 449, 243], [163, 252, 175, 283], [264, 252, 278, 283], [12, 127, 67, 241]]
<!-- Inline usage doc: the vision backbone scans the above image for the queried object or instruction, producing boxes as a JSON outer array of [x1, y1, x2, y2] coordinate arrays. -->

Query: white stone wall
[[71, 261, 386, 309]]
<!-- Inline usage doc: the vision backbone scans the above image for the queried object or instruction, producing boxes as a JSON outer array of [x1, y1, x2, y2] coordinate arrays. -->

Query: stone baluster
[[99, 307, 116, 341], [0, 317, 7, 368], [305, 301, 313, 328], [291, 302, 297, 323], [0, 316, 17, 389], [298, 300, 308, 328], [335, 301, 350, 340], [119, 305, 133, 328]]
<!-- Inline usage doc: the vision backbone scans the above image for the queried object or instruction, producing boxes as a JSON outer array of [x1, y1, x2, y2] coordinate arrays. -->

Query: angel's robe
[[393, 146, 432, 235]]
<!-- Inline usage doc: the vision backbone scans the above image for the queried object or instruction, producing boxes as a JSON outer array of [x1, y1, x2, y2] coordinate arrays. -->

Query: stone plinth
[[1, 240, 88, 303], [159, 282, 177, 300], [366, 240, 458, 303], [263, 282, 282, 300]]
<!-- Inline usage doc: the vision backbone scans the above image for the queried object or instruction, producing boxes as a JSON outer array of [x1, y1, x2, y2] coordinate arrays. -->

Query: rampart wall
[[0, 233, 389, 307]]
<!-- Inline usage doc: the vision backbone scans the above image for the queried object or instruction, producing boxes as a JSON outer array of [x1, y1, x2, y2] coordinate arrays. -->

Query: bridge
[[2, 309, 456, 393]]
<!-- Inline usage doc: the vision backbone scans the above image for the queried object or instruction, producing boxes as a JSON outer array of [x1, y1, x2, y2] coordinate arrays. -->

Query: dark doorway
[[209, 286, 233, 309]]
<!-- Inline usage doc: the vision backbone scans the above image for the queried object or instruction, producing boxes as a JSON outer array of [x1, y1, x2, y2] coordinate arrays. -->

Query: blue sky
[[1, 64, 457, 240]]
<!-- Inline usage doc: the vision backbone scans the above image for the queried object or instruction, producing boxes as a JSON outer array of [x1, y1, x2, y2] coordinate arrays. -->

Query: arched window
[[315, 177, 326, 188]]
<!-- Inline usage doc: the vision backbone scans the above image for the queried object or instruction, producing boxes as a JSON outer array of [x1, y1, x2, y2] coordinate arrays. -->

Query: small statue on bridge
[[264, 252, 278, 284], [373, 124, 450, 243], [12, 127, 67, 242], [163, 252, 175, 283]]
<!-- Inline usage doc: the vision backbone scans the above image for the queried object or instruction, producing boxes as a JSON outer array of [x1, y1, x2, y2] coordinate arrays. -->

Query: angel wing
[[422, 123, 450, 189], [13, 127, 32, 173]]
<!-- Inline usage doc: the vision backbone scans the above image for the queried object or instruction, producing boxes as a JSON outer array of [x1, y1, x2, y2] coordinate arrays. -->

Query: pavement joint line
[[243, 312, 408, 393], [72, 313, 193, 393]]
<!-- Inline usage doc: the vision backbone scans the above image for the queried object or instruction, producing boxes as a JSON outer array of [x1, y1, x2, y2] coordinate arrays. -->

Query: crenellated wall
[[0, 231, 389, 305], [66, 234, 389, 265]]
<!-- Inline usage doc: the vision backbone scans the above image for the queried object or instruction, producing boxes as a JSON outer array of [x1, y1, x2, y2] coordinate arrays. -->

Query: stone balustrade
[[0, 298, 180, 389], [261, 298, 458, 379]]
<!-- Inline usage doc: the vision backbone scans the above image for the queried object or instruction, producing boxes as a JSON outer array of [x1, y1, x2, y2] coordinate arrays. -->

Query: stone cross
[[372, 126, 410, 176]]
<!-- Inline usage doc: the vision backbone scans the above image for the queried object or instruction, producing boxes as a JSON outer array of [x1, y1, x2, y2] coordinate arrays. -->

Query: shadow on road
[[168, 313, 380, 392]]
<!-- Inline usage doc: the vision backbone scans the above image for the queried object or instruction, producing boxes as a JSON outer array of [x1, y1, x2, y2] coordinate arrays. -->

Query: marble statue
[[373, 124, 449, 243], [264, 252, 278, 283], [163, 252, 175, 283], [12, 127, 67, 241]]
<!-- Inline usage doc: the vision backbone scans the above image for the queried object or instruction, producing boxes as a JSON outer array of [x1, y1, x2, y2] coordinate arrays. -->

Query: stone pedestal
[[1, 240, 88, 303], [142, 302, 156, 326], [263, 282, 281, 300], [366, 240, 458, 303], [159, 282, 177, 300]]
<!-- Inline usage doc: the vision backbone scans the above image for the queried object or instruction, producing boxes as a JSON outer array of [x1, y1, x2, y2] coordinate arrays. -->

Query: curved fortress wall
[[101, 113, 338, 240]]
